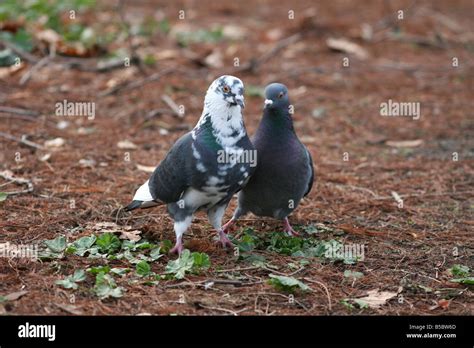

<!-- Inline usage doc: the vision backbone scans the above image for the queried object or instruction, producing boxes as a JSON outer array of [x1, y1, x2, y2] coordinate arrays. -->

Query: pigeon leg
[[221, 218, 235, 234], [170, 238, 183, 255], [219, 229, 234, 248], [170, 216, 193, 255], [208, 204, 234, 249], [283, 217, 299, 237], [222, 206, 246, 234]]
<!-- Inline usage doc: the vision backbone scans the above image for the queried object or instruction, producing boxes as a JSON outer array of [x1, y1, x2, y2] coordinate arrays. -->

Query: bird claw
[[284, 228, 300, 237], [283, 218, 299, 237], [218, 230, 234, 249], [170, 241, 183, 255]]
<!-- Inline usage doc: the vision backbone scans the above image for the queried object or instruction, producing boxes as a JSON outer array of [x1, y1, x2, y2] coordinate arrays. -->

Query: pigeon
[[222, 82, 314, 236], [125, 75, 255, 254]]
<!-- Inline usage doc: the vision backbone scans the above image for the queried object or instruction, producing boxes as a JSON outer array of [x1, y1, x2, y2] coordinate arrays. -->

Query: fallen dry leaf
[[54, 303, 84, 315], [438, 299, 450, 309], [327, 37, 369, 60], [222, 25, 247, 40], [154, 49, 181, 60], [88, 222, 142, 241], [204, 50, 224, 68], [355, 289, 398, 308], [36, 29, 61, 46], [4, 290, 28, 301], [0, 63, 24, 79], [119, 229, 142, 242]]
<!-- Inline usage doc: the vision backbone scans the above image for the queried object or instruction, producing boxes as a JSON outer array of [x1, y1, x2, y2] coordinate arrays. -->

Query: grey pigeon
[[223, 83, 314, 236], [125, 75, 255, 254]]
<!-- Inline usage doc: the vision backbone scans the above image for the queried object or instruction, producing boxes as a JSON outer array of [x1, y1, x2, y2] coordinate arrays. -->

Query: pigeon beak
[[264, 99, 273, 108], [235, 96, 245, 109]]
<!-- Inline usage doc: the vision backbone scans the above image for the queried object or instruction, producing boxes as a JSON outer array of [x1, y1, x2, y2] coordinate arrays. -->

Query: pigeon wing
[[303, 146, 314, 197], [148, 132, 193, 203]]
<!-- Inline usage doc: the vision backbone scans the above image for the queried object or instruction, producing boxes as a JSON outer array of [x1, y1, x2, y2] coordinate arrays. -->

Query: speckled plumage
[[125, 75, 255, 253]]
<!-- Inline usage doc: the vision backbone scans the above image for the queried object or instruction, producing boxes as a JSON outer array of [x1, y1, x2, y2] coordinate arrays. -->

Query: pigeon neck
[[193, 102, 246, 149], [262, 107, 295, 134]]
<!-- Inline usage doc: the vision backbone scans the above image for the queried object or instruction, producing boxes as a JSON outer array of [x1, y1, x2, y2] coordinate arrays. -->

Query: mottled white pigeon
[[222, 83, 314, 236], [125, 75, 255, 254]]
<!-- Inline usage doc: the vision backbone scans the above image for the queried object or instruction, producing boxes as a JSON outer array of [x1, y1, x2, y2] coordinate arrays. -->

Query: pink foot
[[221, 219, 235, 234], [218, 230, 234, 248], [283, 218, 299, 237], [170, 239, 184, 255]]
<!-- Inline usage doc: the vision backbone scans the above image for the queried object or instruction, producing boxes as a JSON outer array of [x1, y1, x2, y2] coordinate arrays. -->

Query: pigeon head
[[195, 75, 247, 145], [263, 83, 290, 111], [206, 75, 245, 109]]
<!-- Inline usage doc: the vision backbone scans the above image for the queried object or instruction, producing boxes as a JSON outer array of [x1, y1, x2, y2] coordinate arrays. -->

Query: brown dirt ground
[[0, 0, 473, 315]]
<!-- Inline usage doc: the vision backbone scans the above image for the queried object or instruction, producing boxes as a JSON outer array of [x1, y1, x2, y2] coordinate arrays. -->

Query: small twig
[[0, 106, 39, 117], [20, 51, 53, 86], [0, 40, 40, 63], [164, 278, 262, 289], [99, 67, 175, 97], [400, 270, 442, 283], [161, 94, 183, 118], [374, 190, 474, 200], [233, 33, 302, 73], [196, 304, 247, 316], [215, 266, 261, 273], [0, 170, 34, 195], [0, 131, 44, 150], [303, 277, 332, 311], [145, 108, 176, 119]]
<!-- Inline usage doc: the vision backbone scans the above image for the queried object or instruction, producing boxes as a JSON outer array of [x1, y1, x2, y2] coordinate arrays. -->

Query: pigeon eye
[[223, 86, 230, 93], [278, 92, 284, 99]]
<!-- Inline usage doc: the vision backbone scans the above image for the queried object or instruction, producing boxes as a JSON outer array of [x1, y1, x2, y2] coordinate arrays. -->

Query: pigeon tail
[[124, 199, 163, 211]]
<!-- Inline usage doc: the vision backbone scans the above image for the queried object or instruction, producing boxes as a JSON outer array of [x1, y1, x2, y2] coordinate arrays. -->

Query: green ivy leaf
[[93, 271, 124, 299], [450, 277, 474, 285], [344, 270, 364, 279], [55, 269, 86, 290], [268, 274, 310, 293], [55, 278, 78, 289], [66, 235, 97, 256], [353, 299, 369, 309], [110, 267, 129, 276], [449, 264, 470, 277], [192, 252, 210, 269], [150, 247, 162, 261], [94, 284, 124, 299], [95, 233, 121, 254], [136, 261, 151, 277], [87, 265, 110, 275], [165, 249, 194, 279], [0, 192, 8, 202], [44, 235, 67, 253], [159, 240, 173, 253]]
